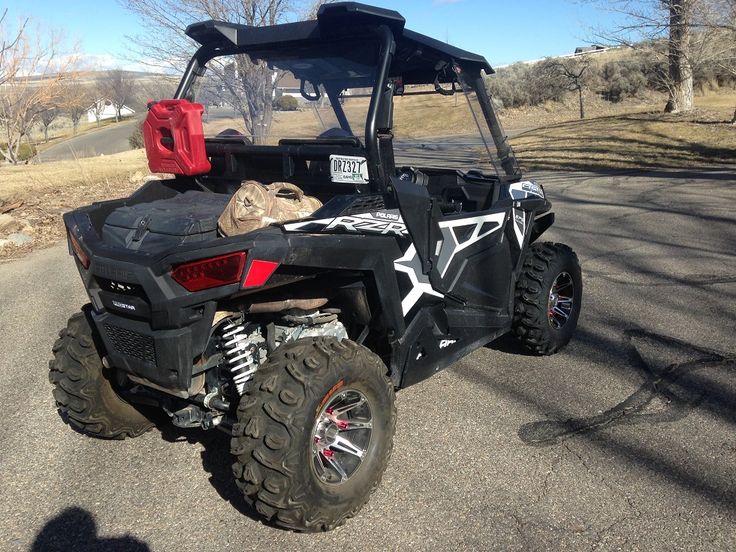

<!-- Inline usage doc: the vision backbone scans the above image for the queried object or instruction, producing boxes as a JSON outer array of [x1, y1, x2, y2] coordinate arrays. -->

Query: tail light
[[171, 252, 246, 292], [243, 259, 279, 288], [69, 234, 90, 269]]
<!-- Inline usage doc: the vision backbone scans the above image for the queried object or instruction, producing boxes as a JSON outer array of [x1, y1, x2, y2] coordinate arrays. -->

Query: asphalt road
[[38, 120, 139, 162], [36, 108, 240, 162], [1, 168, 735, 551]]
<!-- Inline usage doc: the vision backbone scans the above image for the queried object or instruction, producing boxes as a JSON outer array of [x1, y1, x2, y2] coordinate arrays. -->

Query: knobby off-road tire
[[513, 242, 582, 355], [231, 337, 396, 532], [49, 306, 157, 439]]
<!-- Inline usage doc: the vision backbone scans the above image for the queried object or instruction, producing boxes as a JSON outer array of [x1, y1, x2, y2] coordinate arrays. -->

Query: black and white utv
[[51, 2, 582, 532]]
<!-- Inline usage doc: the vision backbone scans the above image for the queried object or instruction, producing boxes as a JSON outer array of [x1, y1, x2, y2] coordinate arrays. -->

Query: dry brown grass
[[204, 111, 322, 142], [0, 150, 151, 260], [511, 109, 736, 171], [498, 93, 659, 131], [215, 87, 735, 172], [694, 89, 736, 121], [0, 149, 148, 198]]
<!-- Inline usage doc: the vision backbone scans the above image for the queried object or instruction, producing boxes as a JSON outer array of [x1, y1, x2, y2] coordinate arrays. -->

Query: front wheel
[[513, 242, 582, 355], [230, 337, 396, 532]]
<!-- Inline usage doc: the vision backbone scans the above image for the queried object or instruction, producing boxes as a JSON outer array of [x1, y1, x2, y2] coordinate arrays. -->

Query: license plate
[[329, 155, 369, 184]]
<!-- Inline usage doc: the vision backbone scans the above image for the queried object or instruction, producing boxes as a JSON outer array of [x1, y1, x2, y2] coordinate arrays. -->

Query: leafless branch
[[119, 0, 329, 142], [0, 16, 77, 163]]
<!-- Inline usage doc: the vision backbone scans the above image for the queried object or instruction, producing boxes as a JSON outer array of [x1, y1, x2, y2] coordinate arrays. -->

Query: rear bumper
[[63, 196, 290, 386], [63, 207, 260, 395], [92, 310, 197, 393]]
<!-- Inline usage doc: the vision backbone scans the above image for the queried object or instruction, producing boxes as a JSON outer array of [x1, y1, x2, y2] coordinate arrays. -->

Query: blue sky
[[5, 0, 621, 68]]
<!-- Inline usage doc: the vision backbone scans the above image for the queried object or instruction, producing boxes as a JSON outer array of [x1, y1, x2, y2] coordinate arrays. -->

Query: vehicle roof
[[185, 2, 494, 84]]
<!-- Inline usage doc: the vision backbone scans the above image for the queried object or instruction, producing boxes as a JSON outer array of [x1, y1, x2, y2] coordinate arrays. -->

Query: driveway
[[38, 120, 138, 162], [0, 168, 735, 551]]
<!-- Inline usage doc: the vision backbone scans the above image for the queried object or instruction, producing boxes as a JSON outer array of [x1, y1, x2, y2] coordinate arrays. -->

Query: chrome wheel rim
[[311, 389, 373, 484], [548, 272, 575, 329]]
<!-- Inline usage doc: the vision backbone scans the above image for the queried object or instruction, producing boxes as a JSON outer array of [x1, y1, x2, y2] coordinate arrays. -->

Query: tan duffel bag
[[218, 180, 322, 237]]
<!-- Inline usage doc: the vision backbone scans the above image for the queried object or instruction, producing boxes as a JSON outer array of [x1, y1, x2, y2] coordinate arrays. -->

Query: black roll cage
[[173, 31, 397, 191], [173, 3, 521, 192]]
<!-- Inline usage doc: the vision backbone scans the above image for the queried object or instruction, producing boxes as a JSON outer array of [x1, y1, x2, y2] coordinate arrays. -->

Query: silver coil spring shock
[[221, 321, 259, 395]]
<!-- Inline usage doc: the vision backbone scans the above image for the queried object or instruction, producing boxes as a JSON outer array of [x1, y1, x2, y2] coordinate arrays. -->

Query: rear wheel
[[513, 242, 582, 355], [231, 337, 396, 532], [49, 306, 158, 439]]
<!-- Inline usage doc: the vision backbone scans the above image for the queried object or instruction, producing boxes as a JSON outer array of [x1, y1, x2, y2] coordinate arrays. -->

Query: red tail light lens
[[242, 259, 279, 288], [69, 234, 90, 269], [171, 252, 246, 292]]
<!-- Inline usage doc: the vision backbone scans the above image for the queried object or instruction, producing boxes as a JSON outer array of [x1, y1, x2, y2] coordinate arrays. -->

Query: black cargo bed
[[102, 190, 230, 254]]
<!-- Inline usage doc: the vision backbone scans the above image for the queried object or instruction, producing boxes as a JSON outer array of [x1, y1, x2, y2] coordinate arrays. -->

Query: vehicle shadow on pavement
[[30, 507, 150, 552], [486, 333, 538, 356], [158, 425, 270, 526]]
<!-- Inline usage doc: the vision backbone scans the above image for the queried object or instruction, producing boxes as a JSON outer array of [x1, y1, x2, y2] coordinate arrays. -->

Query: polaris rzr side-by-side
[[51, 2, 582, 532]]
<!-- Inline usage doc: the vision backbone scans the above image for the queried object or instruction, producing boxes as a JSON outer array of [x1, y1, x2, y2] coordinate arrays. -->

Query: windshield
[[188, 43, 378, 145], [182, 40, 512, 180], [392, 74, 500, 175]]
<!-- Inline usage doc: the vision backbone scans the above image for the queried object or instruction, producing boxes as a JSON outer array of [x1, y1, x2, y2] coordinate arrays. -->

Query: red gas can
[[143, 99, 211, 176]]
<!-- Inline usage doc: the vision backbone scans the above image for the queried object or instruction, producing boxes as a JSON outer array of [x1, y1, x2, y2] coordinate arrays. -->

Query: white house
[[274, 73, 302, 100], [86, 99, 135, 123]]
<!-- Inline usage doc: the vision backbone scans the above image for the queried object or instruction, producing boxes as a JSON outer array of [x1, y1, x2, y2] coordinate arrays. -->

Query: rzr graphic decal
[[283, 211, 407, 237], [393, 244, 443, 316], [436, 212, 507, 277], [511, 209, 529, 247], [512, 210, 527, 248]]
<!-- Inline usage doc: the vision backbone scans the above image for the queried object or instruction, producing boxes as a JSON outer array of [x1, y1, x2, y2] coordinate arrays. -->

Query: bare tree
[[60, 76, 93, 134], [121, 0, 330, 144], [136, 76, 178, 105], [542, 58, 592, 119], [38, 105, 60, 142], [0, 9, 26, 86], [88, 98, 107, 128], [589, 0, 736, 114], [693, 0, 736, 122], [587, 0, 694, 113], [664, 0, 695, 112], [99, 69, 136, 122], [0, 14, 72, 163]]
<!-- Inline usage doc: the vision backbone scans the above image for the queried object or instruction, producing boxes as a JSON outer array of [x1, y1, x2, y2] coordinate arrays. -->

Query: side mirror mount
[[434, 74, 457, 96], [300, 80, 321, 101]]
